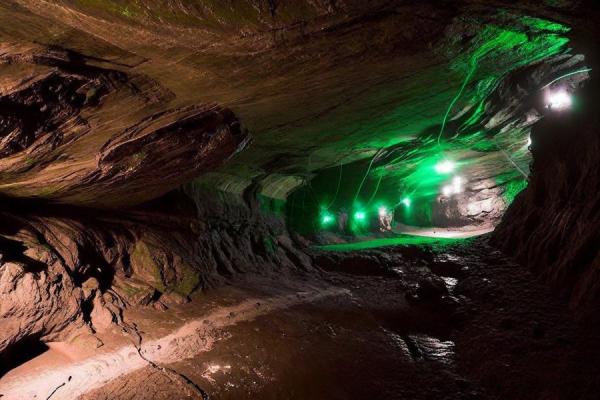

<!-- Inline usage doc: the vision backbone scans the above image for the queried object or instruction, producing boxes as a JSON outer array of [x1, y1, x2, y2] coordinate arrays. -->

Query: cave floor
[[2, 238, 600, 400]]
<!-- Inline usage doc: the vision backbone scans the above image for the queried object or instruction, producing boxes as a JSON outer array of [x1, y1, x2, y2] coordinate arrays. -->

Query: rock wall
[[183, 182, 312, 277], [0, 44, 249, 207], [492, 75, 600, 320], [0, 186, 311, 359]]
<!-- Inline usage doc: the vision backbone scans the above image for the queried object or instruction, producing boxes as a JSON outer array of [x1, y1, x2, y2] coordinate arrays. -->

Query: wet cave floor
[[2, 237, 600, 400]]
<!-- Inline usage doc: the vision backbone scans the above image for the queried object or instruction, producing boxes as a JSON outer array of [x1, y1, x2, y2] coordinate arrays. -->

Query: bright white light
[[452, 176, 464, 194], [435, 160, 455, 174], [378, 207, 387, 217], [401, 197, 411, 207], [527, 136, 532, 146], [546, 90, 572, 110], [441, 176, 466, 197]]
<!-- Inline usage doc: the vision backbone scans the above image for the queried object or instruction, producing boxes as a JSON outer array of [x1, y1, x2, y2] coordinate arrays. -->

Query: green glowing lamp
[[435, 159, 455, 174], [354, 211, 366, 221], [320, 212, 334, 227], [401, 197, 411, 207]]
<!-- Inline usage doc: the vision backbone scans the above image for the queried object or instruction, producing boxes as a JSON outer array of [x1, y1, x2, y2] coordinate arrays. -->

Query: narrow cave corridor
[[0, 1, 599, 400]]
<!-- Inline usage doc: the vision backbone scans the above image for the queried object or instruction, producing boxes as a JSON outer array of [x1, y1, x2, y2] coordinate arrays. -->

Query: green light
[[320, 212, 334, 227], [401, 197, 411, 207], [435, 160, 455, 174], [354, 211, 366, 221], [317, 235, 468, 252], [503, 178, 528, 205]]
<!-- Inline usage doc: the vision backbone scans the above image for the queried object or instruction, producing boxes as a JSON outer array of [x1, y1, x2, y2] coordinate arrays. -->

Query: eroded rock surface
[[0, 184, 312, 360], [0, 44, 248, 207], [492, 74, 600, 319]]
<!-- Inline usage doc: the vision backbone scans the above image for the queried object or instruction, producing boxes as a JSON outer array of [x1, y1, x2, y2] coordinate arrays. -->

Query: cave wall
[[492, 73, 600, 320], [0, 186, 311, 356], [182, 181, 313, 278], [0, 44, 249, 207]]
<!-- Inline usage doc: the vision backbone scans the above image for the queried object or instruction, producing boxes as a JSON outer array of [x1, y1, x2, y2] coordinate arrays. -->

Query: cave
[[0, 1, 599, 399]]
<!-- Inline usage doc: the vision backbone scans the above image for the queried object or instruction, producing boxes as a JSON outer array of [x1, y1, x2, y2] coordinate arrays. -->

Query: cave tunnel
[[0, 1, 599, 399]]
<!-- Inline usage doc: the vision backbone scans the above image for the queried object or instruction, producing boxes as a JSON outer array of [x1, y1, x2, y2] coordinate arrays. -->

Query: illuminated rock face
[[0, 45, 248, 207], [431, 184, 506, 228], [492, 77, 600, 320], [0, 188, 311, 356]]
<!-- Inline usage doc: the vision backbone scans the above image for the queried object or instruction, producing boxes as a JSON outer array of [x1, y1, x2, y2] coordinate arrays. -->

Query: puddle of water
[[384, 330, 455, 366], [201, 363, 232, 383], [385, 331, 414, 360], [407, 335, 455, 365], [441, 276, 458, 292], [391, 266, 405, 275], [434, 254, 462, 263]]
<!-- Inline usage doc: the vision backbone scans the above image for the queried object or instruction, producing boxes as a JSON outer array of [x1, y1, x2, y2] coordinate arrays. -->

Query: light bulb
[[442, 185, 453, 197], [320, 212, 334, 227], [546, 90, 572, 110], [452, 176, 464, 193], [435, 160, 455, 174]]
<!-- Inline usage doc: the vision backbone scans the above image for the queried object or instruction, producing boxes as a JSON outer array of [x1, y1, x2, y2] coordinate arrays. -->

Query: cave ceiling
[[0, 0, 591, 207]]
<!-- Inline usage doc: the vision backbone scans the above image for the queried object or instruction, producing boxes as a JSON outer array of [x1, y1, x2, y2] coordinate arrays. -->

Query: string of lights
[[315, 60, 590, 230]]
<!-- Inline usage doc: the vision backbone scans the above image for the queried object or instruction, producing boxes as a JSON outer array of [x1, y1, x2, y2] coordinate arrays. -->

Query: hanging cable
[[539, 67, 592, 90], [352, 153, 377, 204], [365, 172, 384, 207], [437, 60, 479, 149], [492, 136, 528, 178], [324, 161, 343, 210]]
